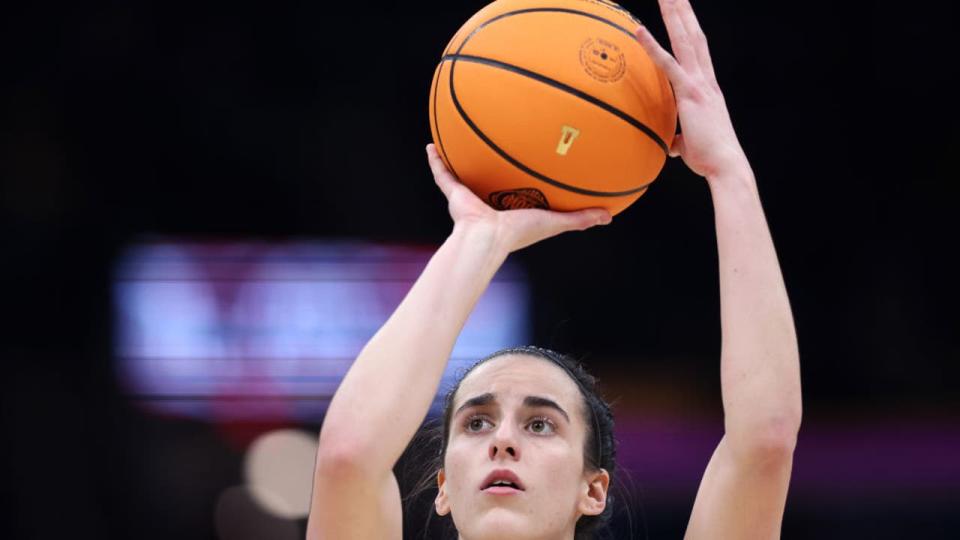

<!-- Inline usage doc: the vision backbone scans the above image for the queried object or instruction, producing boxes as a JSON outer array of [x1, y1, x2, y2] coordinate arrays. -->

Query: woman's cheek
[[541, 440, 583, 493], [444, 441, 473, 501]]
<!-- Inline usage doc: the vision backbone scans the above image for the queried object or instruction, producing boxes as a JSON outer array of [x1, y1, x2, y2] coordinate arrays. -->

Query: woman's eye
[[528, 418, 555, 434], [464, 415, 554, 434], [466, 416, 492, 432]]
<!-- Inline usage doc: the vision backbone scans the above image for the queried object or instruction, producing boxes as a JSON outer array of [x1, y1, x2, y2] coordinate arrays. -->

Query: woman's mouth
[[482, 485, 523, 495], [480, 469, 526, 493]]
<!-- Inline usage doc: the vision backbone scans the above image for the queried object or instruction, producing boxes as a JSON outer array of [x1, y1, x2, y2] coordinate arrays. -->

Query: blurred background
[[2, 0, 958, 538]]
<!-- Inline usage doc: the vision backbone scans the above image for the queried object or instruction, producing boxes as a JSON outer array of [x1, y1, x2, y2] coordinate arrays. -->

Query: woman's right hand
[[426, 144, 611, 253]]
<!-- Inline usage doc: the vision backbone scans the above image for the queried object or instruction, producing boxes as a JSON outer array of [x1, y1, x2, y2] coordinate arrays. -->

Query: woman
[[308, 0, 802, 538]]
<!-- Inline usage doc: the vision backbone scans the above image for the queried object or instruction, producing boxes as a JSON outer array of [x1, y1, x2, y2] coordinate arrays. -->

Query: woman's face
[[435, 354, 609, 540]]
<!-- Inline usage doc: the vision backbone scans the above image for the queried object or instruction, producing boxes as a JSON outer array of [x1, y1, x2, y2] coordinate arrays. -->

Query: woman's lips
[[482, 486, 523, 495], [480, 469, 526, 491]]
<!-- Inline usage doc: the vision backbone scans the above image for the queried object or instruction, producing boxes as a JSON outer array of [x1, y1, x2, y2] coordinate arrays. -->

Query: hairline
[[449, 353, 590, 423]]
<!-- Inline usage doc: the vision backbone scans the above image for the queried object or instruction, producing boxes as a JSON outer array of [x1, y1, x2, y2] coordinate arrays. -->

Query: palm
[[443, 178, 495, 224], [673, 90, 742, 177], [426, 145, 610, 252]]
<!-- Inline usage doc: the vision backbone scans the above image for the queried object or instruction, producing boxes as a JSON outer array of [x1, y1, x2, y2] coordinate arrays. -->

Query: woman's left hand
[[635, 0, 750, 181]]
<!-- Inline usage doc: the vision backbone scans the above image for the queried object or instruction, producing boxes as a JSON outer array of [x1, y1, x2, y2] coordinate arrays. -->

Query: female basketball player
[[308, 0, 801, 538]]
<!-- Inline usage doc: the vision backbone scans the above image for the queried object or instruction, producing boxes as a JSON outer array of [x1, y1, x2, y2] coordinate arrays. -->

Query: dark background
[[2, 0, 958, 538]]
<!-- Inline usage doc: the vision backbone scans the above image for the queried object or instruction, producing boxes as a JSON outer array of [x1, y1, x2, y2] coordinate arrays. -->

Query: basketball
[[428, 0, 677, 216]]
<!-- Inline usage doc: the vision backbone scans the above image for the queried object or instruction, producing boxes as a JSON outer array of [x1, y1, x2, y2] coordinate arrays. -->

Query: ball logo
[[579, 37, 626, 83], [556, 125, 581, 156], [488, 188, 550, 210]]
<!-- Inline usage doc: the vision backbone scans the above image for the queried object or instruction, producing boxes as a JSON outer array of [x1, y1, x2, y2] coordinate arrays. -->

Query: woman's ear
[[435, 468, 450, 516], [578, 468, 610, 516]]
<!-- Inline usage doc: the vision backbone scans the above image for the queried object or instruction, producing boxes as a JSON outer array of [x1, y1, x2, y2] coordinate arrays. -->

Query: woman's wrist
[[449, 218, 511, 266], [706, 156, 757, 195]]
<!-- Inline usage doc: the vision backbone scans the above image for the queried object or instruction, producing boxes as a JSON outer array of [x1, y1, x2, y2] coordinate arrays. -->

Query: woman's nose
[[489, 423, 520, 460]]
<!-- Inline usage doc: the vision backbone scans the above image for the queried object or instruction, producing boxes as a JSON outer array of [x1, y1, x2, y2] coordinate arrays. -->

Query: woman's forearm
[[709, 166, 802, 455], [317, 221, 508, 471]]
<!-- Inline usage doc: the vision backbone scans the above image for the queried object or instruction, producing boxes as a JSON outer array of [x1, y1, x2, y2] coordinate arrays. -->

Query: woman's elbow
[[748, 414, 801, 461], [730, 413, 801, 465]]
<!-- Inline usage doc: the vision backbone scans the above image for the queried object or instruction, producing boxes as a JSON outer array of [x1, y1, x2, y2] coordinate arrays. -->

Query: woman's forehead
[[454, 354, 581, 410]]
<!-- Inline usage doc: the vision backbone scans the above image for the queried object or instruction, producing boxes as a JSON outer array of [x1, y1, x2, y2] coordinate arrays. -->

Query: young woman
[[307, 0, 802, 538]]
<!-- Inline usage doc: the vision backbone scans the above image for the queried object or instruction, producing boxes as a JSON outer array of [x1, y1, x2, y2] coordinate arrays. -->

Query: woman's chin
[[458, 508, 549, 540]]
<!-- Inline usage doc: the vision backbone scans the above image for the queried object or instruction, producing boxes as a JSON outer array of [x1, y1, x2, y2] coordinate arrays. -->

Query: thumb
[[545, 208, 612, 234]]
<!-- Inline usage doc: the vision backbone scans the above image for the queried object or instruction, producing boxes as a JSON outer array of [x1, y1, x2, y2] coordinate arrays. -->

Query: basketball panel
[[443, 0, 642, 56], [428, 61, 456, 175], [456, 9, 677, 145], [434, 74, 649, 215], [450, 59, 667, 193]]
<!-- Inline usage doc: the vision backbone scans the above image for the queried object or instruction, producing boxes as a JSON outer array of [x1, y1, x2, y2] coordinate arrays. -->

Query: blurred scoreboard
[[113, 241, 530, 420]]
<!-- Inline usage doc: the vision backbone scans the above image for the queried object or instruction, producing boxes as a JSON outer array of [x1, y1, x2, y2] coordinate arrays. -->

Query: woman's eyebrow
[[453, 392, 570, 424], [454, 392, 496, 418], [523, 395, 570, 423]]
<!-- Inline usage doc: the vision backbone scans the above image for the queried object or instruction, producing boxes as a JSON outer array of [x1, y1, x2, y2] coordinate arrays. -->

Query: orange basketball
[[428, 0, 677, 216]]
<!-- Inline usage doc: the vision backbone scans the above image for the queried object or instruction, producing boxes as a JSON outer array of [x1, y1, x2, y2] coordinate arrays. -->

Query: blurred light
[[213, 485, 300, 540], [113, 241, 530, 420], [244, 429, 318, 519]]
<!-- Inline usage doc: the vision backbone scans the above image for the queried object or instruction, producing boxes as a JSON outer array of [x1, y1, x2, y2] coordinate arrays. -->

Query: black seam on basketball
[[431, 59, 458, 179], [442, 53, 669, 153], [475, 7, 638, 40], [446, 7, 662, 198], [594, 0, 643, 28], [432, 37, 460, 178]]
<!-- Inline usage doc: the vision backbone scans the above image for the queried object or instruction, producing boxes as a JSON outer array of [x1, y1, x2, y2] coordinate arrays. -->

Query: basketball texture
[[428, 0, 677, 216]]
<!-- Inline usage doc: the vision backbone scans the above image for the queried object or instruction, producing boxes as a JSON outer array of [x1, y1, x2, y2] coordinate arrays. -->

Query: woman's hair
[[398, 346, 619, 540]]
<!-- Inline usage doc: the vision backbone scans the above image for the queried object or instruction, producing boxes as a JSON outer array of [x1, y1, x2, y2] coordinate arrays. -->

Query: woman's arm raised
[[307, 145, 610, 539], [636, 1, 801, 538]]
